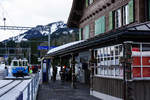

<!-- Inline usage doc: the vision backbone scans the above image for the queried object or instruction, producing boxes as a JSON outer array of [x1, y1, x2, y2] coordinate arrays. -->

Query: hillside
[[0, 21, 79, 64]]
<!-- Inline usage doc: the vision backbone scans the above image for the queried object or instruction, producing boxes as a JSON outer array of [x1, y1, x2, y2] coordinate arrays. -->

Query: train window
[[23, 61, 28, 66], [13, 61, 18, 66], [19, 61, 22, 66]]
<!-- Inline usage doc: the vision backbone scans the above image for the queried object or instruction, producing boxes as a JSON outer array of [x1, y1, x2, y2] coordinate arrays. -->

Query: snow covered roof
[[47, 40, 85, 55]]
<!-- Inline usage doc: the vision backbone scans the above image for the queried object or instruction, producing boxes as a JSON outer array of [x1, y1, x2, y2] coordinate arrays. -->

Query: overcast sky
[[0, 0, 73, 41]]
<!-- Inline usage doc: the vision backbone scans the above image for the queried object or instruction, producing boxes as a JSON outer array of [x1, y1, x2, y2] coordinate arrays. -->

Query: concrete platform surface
[[37, 80, 101, 100]]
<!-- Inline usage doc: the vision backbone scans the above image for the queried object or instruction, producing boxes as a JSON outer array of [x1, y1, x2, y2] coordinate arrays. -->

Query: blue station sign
[[38, 46, 56, 50]]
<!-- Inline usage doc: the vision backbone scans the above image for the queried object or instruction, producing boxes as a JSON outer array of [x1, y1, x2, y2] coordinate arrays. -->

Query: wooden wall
[[92, 76, 123, 99], [92, 76, 150, 100], [132, 80, 150, 100]]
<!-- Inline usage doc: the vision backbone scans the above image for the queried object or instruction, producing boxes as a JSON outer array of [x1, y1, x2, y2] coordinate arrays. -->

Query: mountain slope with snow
[[5, 21, 78, 43]]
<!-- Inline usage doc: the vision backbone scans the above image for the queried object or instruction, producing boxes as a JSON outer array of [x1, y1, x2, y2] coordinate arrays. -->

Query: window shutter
[[79, 28, 82, 40], [101, 16, 105, 33], [128, 0, 134, 23], [86, 0, 89, 7], [95, 16, 105, 35], [109, 11, 113, 30], [95, 18, 100, 35], [83, 25, 89, 40]]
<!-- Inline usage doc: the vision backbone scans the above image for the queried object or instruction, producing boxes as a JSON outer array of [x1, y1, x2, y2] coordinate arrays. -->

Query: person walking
[[4, 66, 8, 77]]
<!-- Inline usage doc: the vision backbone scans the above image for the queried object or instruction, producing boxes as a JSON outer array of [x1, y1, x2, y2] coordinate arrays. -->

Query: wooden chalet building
[[46, 0, 150, 100]]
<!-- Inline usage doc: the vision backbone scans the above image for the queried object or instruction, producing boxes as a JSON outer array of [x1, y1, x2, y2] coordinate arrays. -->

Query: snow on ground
[[0, 64, 6, 80], [0, 80, 21, 96], [0, 64, 40, 100], [0, 80, 31, 100], [0, 80, 13, 88]]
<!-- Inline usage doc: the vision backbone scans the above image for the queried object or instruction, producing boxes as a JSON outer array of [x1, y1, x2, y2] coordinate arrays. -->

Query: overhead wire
[[0, 2, 26, 40]]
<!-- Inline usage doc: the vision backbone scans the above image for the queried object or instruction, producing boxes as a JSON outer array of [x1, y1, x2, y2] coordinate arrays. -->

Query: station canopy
[[47, 40, 84, 55], [46, 22, 150, 57]]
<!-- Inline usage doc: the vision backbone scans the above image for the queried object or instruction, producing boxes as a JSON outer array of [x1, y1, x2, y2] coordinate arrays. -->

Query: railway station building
[[45, 0, 150, 100]]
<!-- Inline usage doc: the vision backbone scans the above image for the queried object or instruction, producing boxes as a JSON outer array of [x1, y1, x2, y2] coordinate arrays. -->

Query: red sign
[[143, 67, 150, 77], [132, 57, 150, 66], [132, 67, 141, 77]]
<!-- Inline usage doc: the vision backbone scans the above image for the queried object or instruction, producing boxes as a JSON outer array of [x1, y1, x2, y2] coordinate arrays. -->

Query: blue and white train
[[11, 59, 29, 77]]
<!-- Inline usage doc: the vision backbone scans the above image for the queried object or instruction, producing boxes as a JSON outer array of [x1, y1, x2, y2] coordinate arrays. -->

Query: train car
[[11, 59, 29, 77]]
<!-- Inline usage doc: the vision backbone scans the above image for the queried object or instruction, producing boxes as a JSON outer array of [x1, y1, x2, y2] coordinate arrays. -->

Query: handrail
[[16, 71, 41, 100]]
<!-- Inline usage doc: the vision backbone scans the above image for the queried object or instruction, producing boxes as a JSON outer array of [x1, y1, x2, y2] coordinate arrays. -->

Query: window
[[13, 61, 18, 66], [23, 61, 28, 66], [123, 0, 134, 25], [19, 61, 22, 66], [83, 25, 89, 40], [89, 0, 94, 4], [86, 0, 94, 7], [123, 5, 129, 25], [95, 16, 105, 35], [110, 0, 134, 29], [132, 43, 150, 78], [115, 9, 122, 28], [94, 44, 123, 78]]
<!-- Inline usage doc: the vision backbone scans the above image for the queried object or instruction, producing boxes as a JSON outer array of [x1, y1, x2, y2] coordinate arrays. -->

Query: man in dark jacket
[[53, 66, 57, 82]]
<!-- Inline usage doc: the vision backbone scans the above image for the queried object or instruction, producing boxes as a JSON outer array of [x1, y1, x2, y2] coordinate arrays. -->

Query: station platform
[[37, 80, 101, 100]]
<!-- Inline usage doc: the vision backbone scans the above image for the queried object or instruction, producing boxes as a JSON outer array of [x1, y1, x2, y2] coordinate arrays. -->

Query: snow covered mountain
[[5, 21, 78, 43]]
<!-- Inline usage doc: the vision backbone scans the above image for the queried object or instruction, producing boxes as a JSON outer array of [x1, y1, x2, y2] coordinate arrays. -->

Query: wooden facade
[[67, 0, 150, 100], [68, 0, 150, 40], [45, 0, 150, 100]]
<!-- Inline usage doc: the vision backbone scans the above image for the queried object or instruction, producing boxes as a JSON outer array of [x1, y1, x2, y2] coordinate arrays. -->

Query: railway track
[[0, 80, 23, 97], [0, 80, 14, 89]]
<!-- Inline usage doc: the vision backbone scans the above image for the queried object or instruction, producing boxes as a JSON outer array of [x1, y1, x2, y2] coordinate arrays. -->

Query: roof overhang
[[46, 22, 150, 58], [67, 0, 84, 28]]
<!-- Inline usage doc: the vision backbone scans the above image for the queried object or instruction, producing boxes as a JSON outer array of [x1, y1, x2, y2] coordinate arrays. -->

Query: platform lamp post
[[3, 17, 8, 64]]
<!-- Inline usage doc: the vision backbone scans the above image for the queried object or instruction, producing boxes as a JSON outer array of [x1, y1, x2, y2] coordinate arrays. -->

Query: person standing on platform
[[4, 66, 8, 77], [53, 66, 57, 82]]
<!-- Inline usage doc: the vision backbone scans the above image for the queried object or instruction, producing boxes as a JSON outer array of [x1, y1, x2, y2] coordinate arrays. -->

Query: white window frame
[[115, 9, 122, 28], [94, 44, 123, 79], [89, 0, 94, 5], [123, 4, 129, 25], [132, 43, 150, 79]]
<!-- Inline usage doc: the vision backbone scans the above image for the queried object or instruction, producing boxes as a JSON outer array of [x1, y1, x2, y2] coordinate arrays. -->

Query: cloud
[[0, 0, 73, 41]]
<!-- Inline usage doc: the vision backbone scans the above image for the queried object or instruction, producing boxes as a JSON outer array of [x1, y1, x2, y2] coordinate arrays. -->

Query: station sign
[[38, 46, 56, 50]]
